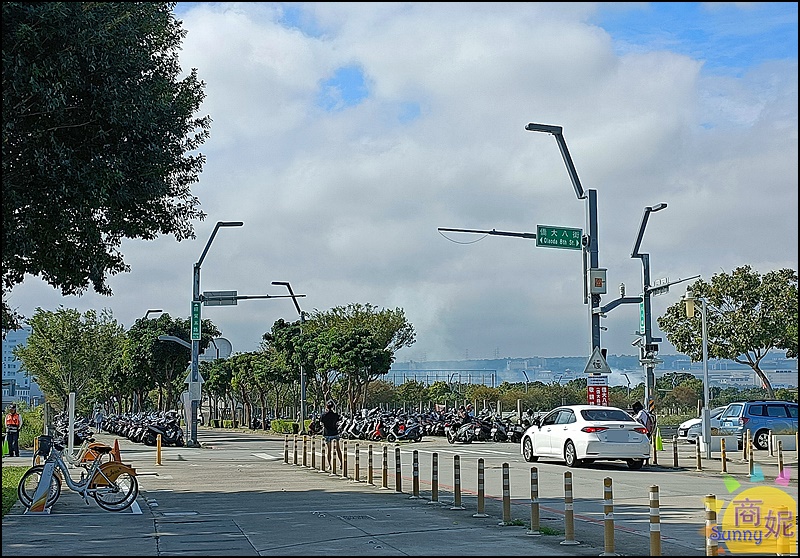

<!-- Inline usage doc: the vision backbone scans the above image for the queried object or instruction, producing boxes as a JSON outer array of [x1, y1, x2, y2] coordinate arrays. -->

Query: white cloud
[[9, 3, 797, 363]]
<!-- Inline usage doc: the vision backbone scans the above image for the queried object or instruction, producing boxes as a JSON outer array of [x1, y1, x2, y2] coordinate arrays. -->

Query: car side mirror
[[533, 417, 541, 427]]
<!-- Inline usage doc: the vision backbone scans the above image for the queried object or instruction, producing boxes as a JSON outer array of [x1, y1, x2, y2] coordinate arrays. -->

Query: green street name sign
[[639, 302, 646, 335], [191, 301, 201, 341], [536, 225, 582, 250]]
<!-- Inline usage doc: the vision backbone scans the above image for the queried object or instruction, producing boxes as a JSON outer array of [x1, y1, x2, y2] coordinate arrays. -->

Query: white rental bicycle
[[17, 435, 138, 512]]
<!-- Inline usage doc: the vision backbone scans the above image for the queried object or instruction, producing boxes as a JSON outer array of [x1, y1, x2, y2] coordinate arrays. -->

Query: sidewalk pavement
[[2, 428, 796, 556]]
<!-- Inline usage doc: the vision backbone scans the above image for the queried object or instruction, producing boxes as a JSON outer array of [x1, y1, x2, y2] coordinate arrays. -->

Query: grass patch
[[538, 525, 561, 535], [2, 466, 26, 517]]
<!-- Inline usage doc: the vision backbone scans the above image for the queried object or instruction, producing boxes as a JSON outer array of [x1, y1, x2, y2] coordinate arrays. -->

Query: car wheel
[[754, 429, 770, 451], [627, 459, 644, 470], [564, 440, 581, 467], [522, 438, 538, 462]]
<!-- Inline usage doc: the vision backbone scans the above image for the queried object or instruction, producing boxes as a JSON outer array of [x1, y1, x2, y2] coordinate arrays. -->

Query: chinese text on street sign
[[536, 225, 582, 250], [191, 301, 201, 341]]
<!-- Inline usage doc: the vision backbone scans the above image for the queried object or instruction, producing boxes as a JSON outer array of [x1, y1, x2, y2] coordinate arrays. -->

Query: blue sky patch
[[592, 2, 798, 76], [316, 65, 369, 112]]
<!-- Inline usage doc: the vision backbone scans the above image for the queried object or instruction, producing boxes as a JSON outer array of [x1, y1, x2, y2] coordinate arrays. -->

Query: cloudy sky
[[8, 2, 798, 364]]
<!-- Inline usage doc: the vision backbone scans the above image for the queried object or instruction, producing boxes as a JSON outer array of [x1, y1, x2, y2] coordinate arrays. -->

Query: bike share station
[[23, 392, 140, 515]]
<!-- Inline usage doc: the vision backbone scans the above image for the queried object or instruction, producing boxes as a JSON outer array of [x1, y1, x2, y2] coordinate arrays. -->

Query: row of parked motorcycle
[[306, 407, 537, 445], [101, 410, 186, 447]]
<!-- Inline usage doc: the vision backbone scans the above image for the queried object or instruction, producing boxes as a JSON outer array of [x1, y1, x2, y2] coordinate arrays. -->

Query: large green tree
[[2, 2, 209, 330], [658, 266, 798, 399], [13, 306, 126, 414]]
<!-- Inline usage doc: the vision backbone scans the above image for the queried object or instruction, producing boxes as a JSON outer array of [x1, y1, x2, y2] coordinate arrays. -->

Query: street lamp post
[[144, 309, 163, 320], [525, 123, 602, 354], [630, 203, 667, 411], [271, 281, 307, 434], [189, 221, 243, 447], [622, 373, 632, 403], [684, 286, 712, 459]]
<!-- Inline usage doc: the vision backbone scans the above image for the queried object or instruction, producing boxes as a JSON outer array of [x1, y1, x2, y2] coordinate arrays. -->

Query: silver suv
[[718, 400, 798, 450]]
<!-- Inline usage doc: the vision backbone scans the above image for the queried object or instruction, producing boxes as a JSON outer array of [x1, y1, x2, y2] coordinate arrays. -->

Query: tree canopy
[[657, 265, 798, 399], [2, 2, 209, 330]]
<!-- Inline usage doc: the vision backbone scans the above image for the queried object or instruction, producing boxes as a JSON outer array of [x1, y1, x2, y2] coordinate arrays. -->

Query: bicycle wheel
[[93, 472, 138, 512], [17, 465, 62, 509]]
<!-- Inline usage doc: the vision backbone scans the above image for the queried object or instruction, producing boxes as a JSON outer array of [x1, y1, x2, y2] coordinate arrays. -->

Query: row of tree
[[13, 302, 415, 419]]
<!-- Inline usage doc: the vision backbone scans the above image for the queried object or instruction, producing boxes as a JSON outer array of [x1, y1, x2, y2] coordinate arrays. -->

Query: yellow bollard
[[601, 477, 615, 556], [742, 429, 750, 461], [320, 439, 328, 473], [450, 455, 465, 510], [720, 438, 727, 474], [672, 435, 679, 468], [704, 495, 718, 556], [528, 467, 541, 536], [284, 434, 289, 464], [310, 437, 316, 469], [368, 444, 374, 485], [428, 452, 439, 505], [501, 462, 511, 524], [696, 439, 703, 471], [380, 445, 389, 489], [302, 436, 308, 467], [330, 440, 339, 477], [394, 446, 402, 492], [156, 433, 162, 465], [650, 485, 661, 556], [341, 440, 349, 479], [560, 471, 580, 545], [293, 435, 298, 465], [747, 440, 754, 478], [777, 440, 784, 477], [410, 449, 420, 498], [354, 443, 361, 482], [473, 458, 488, 517]]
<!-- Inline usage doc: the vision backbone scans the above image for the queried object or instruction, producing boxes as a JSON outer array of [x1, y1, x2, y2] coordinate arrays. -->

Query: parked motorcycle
[[386, 416, 423, 442], [445, 419, 479, 444]]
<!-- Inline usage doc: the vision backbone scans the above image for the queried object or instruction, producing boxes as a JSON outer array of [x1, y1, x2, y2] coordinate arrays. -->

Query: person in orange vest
[[5, 404, 23, 457]]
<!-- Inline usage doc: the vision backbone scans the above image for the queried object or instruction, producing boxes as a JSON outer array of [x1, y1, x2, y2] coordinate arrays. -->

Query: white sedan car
[[676, 406, 726, 443], [520, 405, 651, 469]]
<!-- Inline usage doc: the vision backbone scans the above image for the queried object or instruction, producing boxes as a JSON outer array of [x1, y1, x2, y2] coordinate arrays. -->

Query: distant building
[[2, 327, 44, 408]]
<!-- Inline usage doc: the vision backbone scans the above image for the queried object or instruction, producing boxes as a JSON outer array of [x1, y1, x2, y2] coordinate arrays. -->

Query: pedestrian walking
[[320, 400, 343, 468], [4, 404, 23, 457]]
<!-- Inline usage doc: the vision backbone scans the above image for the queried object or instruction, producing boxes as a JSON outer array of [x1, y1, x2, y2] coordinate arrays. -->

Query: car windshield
[[580, 409, 632, 422]]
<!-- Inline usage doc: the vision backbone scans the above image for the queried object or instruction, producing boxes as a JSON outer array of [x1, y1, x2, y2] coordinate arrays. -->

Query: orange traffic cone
[[112, 439, 121, 462]]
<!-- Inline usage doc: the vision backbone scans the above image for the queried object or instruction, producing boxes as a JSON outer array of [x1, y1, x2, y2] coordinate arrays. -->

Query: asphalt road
[[3, 426, 797, 556]]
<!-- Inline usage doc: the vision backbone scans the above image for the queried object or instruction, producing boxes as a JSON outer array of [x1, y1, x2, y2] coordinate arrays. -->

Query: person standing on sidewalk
[[5, 404, 22, 457], [320, 400, 343, 468], [94, 407, 105, 432]]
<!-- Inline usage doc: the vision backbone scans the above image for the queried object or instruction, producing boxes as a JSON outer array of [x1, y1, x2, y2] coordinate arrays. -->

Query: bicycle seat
[[89, 444, 114, 454]]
